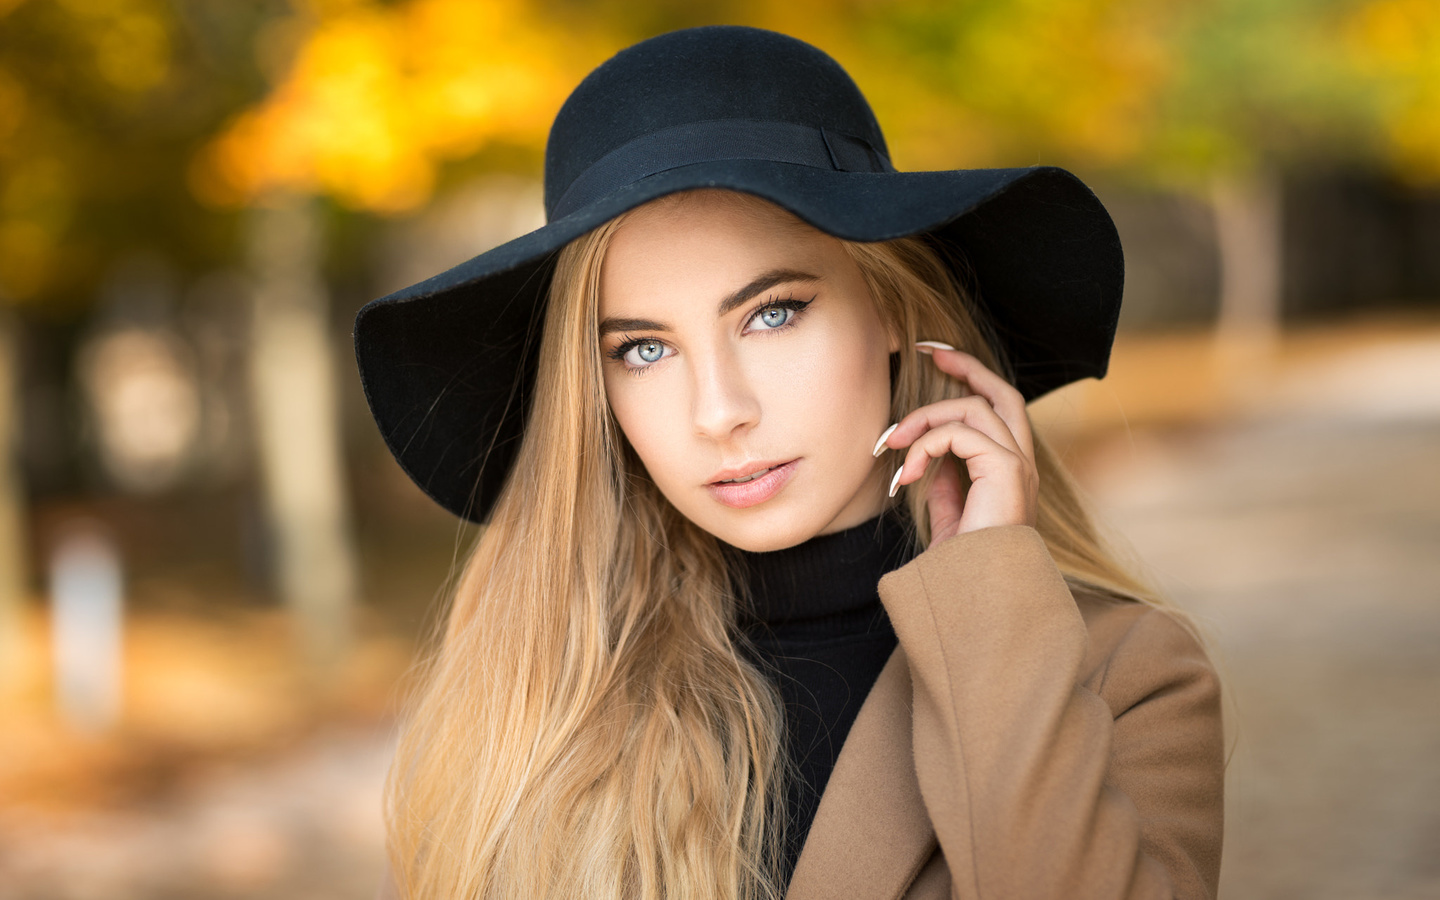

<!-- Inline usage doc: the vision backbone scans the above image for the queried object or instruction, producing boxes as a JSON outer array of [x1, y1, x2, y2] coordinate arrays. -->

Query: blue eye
[[749, 297, 812, 331], [754, 306, 794, 329], [622, 339, 669, 367]]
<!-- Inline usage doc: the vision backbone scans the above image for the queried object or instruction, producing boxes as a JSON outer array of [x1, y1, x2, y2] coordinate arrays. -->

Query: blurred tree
[[0, 312, 25, 691], [0, 0, 283, 687], [247, 196, 356, 672]]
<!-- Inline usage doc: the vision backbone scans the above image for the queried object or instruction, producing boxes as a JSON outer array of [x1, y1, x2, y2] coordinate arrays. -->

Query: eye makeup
[[743, 295, 814, 333], [604, 293, 817, 373]]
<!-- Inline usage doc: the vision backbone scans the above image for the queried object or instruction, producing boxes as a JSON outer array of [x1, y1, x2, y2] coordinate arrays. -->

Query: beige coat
[[783, 525, 1225, 900]]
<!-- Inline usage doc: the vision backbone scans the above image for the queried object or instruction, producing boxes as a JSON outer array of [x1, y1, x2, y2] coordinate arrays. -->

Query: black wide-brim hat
[[354, 25, 1123, 523]]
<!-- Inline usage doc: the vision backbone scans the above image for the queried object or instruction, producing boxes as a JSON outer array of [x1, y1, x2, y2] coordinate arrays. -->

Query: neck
[[725, 510, 916, 629]]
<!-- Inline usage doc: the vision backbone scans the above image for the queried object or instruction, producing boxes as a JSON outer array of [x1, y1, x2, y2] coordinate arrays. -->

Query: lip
[[704, 459, 799, 509]]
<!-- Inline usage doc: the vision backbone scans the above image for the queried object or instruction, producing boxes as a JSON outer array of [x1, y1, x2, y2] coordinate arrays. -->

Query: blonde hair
[[384, 190, 1191, 899]]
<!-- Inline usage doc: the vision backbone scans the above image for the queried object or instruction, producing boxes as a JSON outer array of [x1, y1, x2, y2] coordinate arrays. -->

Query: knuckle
[[956, 395, 992, 414], [912, 423, 947, 447]]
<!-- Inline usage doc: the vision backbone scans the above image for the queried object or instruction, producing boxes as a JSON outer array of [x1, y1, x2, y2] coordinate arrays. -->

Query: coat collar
[[784, 646, 937, 900]]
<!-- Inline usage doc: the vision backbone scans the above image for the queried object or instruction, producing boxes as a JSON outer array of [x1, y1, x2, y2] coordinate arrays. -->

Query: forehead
[[599, 192, 841, 311]]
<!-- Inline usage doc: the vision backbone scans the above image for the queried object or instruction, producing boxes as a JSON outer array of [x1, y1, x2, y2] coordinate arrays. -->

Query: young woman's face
[[599, 192, 898, 552]]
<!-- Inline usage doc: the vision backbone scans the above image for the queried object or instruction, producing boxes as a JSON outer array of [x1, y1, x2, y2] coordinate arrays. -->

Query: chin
[[695, 503, 833, 553], [716, 528, 809, 553]]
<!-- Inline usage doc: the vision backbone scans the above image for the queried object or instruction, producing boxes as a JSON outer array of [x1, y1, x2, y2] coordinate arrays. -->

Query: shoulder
[[1070, 587, 1220, 718]]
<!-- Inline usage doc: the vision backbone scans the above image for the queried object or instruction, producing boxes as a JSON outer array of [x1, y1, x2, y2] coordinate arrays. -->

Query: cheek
[[604, 373, 686, 482], [783, 319, 892, 425]]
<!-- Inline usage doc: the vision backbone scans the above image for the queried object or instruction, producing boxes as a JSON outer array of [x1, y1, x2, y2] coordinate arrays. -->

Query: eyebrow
[[597, 268, 821, 337]]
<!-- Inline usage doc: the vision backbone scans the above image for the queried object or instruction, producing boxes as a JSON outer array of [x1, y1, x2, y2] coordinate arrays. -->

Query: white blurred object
[[78, 327, 201, 492], [49, 525, 124, 732]]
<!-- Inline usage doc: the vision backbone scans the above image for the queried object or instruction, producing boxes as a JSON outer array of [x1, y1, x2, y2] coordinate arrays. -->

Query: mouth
[[705, 459, 799, 509], [714, 465, 780, 484]]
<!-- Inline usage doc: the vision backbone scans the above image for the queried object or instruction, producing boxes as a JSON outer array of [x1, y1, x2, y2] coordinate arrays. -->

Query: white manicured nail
[[915, 341, 955, 353], [888, 467, 904, 498], [872, 423, 898, 457]]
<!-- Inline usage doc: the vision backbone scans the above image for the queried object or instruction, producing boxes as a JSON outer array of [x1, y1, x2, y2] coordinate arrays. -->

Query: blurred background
[[0, 1, 1436, 897]]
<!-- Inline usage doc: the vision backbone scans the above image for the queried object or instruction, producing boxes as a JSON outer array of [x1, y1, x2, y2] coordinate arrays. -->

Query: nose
[[690, 346, 761, 442]]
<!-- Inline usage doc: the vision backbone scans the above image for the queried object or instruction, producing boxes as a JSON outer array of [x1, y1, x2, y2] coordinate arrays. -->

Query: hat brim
[[354, 162, 1122, 523]]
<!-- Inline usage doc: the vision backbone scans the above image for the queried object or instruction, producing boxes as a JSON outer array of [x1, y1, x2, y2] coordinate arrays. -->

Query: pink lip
[[704, 459, 799, 509]]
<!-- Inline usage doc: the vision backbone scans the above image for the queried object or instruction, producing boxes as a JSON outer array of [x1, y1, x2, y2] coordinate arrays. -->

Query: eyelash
[[606, 295, 815, 372]]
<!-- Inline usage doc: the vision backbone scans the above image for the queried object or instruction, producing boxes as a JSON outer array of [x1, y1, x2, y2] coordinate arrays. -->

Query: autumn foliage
[[3, 0, 1440, 301]]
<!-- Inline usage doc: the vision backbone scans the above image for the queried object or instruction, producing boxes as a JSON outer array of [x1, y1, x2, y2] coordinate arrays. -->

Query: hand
[[874, 343, 1039, 546]]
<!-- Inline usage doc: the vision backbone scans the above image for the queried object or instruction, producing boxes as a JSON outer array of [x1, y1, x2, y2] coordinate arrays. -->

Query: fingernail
[[872, 423, 898, 457], [915, 341, 955, 354], [888, 467, 904, 498]]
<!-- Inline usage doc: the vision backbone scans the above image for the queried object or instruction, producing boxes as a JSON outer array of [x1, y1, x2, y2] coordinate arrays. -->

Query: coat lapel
[[784, 646, 937, 900]]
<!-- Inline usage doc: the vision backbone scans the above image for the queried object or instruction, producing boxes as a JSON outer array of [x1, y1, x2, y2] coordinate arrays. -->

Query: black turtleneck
[[726, 512, 918, 885]]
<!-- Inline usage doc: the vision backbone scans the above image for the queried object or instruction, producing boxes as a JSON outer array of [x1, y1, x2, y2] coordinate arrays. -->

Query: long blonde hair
[[384, 190, 1187, 899]]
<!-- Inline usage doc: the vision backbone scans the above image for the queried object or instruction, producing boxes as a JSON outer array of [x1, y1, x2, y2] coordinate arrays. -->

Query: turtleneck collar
[[726, 511, 917, 629]]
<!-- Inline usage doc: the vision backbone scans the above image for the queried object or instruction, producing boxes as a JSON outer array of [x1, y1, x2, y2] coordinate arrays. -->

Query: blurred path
[[1079, 369, 1440, 897], [0, 729, 392, 899]]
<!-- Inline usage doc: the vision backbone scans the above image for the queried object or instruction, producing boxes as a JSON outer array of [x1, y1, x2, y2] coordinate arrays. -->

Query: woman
[[356, 25, 1224, 900]]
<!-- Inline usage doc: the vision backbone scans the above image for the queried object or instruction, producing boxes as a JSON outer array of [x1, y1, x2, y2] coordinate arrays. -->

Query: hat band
[[549, 118, 895, 220]]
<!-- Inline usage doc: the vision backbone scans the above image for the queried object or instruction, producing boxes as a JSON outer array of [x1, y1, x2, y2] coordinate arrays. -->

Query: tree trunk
[[1210, 170, 1284, 382], [247, 196, 358, 676], [0, 313, 28, 695]]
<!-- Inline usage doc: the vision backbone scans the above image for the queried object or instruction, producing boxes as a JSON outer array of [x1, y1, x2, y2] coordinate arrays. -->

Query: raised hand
[[873, 343, 1039, 546]]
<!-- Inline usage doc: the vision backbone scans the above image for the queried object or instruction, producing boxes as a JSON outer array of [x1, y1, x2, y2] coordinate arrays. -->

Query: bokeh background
[[1, 1, 1437, 897]]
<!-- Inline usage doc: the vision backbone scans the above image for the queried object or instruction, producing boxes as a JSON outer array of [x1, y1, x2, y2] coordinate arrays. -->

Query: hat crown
[[544, 26, 889, 219]]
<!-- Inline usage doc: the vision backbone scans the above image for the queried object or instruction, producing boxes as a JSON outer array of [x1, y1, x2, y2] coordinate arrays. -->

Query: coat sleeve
[[876, 525, 1224, 899]]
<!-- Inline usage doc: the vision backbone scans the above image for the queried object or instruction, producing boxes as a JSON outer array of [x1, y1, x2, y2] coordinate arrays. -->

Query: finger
[[914, 345, 1035, 462], [890, 420, 1019, 496], [885, 395, 1024, 459], [919, 347, 1033, 459], [925, 454, 967, 544]]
